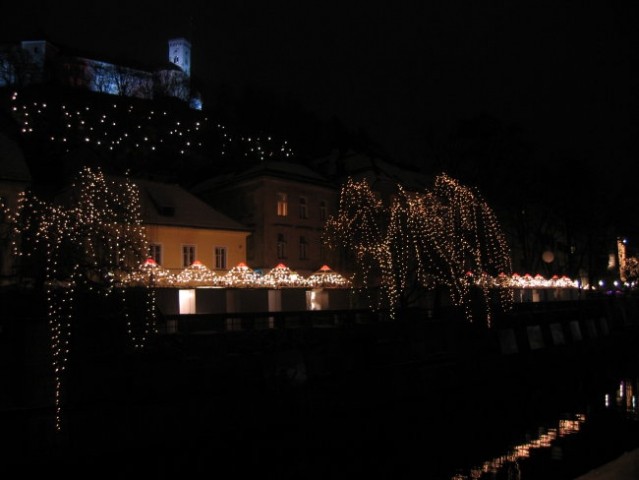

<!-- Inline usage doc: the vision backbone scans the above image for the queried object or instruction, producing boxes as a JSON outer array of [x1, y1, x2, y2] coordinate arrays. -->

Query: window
[[277, 192, 288, 217], [319, 201, 327, 222], [277, 234, 287, 259], [299, 197, 308, 219], [299, 236, 308, 260], [148, 243, 162, 265], [215, 246, 227, 270], [178, 289, 196, 314], [182, 245, 196, 267]]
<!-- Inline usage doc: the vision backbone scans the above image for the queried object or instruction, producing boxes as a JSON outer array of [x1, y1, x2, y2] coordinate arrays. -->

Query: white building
[[0, 37, 202, 110]]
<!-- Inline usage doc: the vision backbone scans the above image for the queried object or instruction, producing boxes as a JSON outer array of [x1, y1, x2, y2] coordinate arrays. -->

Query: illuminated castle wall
[[0, 37, 202, 110]]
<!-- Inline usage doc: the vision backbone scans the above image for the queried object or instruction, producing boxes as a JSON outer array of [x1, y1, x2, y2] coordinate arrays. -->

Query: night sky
[[2, 2, 638, 204]]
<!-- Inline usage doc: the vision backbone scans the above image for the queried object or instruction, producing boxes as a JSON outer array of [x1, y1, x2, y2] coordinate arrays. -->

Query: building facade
[[192, 161, 339, 276], [137, 178, 251, 274], [0, 37, 201, 109]]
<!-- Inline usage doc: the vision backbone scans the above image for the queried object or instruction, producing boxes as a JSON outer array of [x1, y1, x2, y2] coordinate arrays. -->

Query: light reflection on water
[[450, 414, 586, 480], [614, 378, 639, 419], [450, 377, 639, 480]]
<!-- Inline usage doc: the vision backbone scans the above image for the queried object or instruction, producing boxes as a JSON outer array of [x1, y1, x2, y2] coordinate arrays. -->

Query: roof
[[313, 150, 433, 191], [9, 38, 177, 76], [135, 178, 250, 232], [191, 160, 334, 194], [0, 133, 31, 182]]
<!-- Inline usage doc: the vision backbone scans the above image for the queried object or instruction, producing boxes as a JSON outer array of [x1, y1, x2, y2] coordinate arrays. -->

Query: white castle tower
[[168, 38, 191, 77]]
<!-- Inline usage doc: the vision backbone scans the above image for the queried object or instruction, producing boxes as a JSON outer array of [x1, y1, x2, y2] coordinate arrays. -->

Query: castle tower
[[168, 38, 191, 77]]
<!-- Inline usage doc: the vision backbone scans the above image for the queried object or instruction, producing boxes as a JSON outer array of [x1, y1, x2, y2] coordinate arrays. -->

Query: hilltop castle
[[0, 37, 202, 110]]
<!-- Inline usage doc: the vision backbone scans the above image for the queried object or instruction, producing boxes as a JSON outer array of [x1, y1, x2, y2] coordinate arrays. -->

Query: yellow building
[[136, 178, 251, 275], [192, 161, 338, 276]]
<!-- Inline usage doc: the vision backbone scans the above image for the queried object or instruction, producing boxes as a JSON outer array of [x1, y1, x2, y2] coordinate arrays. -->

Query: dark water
[[5, 319, 639, 479]]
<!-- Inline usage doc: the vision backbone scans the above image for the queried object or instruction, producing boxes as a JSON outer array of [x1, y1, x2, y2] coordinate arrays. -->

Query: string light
[[119, 257, 176, 287], [305, 264, 351, 288], [174, 260, 219, 286], [6, 90, 295, 167], [11, 166, 152, 430], [219, 262, 263, 288], [324, 174, 514, 325], [260, 263, 306, 288]]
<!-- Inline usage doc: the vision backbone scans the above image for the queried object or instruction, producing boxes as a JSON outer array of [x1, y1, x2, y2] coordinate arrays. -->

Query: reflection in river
[[450, 377, 639, 480], [451, 414, 586, 479]]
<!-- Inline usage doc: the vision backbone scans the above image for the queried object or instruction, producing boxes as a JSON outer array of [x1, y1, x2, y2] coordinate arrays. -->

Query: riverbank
[[2, 289, 639, 478], [576, 448, 639, 480]]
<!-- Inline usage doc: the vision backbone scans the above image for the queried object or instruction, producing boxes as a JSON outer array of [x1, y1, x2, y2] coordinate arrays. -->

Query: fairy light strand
[[11, 166, 152, 430], [323, 174, 514, 325]]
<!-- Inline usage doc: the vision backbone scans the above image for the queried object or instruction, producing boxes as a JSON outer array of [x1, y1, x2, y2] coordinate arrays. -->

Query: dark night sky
[[2, 1, 638, 172]]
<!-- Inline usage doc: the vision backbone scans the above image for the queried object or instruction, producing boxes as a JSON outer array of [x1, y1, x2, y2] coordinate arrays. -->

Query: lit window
[[319, 200, 327, 222], [299, 236, 308, 260], [149, 243, 162, 265], [182, 245, 196, 267], [277, 192, 288, 217], [299, 197, 308, 219], [215, 246, 227, 270], [277, 234, 287, 259], [179, 289, 196, 314]]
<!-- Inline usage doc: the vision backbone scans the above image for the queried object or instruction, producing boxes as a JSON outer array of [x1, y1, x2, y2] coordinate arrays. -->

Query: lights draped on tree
[[324, 174, 514, 325], [11, 166, 151, 431]]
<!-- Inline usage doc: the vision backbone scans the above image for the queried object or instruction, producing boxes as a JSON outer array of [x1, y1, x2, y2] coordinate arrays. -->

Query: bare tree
[[154, 68, 190, 101], [12, 166, 153, 430], [0, 46, 37, 87], [324, 174, 513, 324]]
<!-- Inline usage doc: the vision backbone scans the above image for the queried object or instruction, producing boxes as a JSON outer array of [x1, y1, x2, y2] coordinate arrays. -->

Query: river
[[4, 297, 639, 479]]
